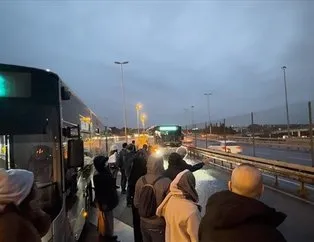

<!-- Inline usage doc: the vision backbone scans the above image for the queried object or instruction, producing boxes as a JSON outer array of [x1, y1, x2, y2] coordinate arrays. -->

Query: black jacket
[[93, 167, 119, 211], [199, 190, 287, 242], [128, 154, 147, 198], [164, 160, 204, 180]]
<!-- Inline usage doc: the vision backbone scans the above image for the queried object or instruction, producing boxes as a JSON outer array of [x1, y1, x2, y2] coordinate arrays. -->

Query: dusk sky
[[0, 1, 313, 128]]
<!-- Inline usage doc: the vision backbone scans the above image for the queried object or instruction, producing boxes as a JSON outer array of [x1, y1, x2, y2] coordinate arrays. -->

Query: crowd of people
[[0, 140, 287, 242], [93, 141, 288, 242]]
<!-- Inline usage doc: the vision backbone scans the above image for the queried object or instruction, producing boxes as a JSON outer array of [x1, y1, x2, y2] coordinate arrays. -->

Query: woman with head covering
[[93, 155, 119, 241], [156, 170, 201, 242], [164, 151, 204, 181], [0, 168, 51, 242]]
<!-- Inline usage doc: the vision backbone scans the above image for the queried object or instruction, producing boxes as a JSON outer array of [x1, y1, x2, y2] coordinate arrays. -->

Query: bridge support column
[[297, 130, 301, 137]]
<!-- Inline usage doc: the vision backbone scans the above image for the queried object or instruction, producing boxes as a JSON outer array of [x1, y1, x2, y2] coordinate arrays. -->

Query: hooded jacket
[[156, 170, 201, 242], [199, 190, 287, 242], [127, 153, 147, 200], [134, 155, 171, 226], [0, 169, 51, 242], [164, 152, 204, 181], [93, 156, 119, 210]]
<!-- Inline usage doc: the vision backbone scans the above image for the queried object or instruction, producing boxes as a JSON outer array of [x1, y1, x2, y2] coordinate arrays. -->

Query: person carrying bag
[[93, 156, 119, 241]]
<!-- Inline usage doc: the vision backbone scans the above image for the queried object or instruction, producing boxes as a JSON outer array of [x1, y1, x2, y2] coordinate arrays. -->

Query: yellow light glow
[[140, 113, 147, 122], [136, 103, 143, 111], [80, 116, 92, 124]]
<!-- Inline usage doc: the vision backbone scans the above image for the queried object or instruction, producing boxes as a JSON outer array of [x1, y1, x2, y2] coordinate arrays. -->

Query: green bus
[[151, 125, 184, 147]]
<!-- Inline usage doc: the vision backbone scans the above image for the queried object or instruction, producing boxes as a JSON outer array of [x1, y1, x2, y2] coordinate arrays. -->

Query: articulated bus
[[0, 63, 106, 241], [148, 125, 184, 147]]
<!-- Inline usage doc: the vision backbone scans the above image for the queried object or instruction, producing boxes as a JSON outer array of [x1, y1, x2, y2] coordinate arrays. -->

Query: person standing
[[156, 170, 201, 242], [134, 154, 171, 242], [0, 169, 51, 242], [118, 142, 128, 194], [199, 164, 287, 242], [164, 152, 204, 181], [128, 150, 147, 242], [93, 156, 119, 241], [109, 144, 120, 189]]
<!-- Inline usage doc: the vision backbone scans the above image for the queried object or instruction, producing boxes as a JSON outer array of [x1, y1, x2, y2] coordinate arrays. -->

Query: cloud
[[0, 0, 313, 127]]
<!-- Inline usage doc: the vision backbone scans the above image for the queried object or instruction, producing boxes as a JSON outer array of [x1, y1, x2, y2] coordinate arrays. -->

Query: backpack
[[138, 176, 164, 218]]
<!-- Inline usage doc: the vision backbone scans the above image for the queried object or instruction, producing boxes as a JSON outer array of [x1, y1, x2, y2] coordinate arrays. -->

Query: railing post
[[274, 175, 278, 186], [205, 122, 208, 149], [223, 119, 227, 152], [299, 181, 307, 198], [251, 112, 256, 157], [308, 101, 314, 167]]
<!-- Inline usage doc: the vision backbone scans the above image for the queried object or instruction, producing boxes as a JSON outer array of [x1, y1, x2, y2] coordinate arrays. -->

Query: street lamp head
[[204, 93, 212, 96], [281, 66, 287, 70], [136, 103, 143, 110], [115, 61, 129, 65]]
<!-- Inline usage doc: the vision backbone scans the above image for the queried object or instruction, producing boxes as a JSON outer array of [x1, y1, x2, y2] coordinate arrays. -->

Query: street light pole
[[281, 66, 290, 137], [115, 61, 129, 142], [184, 108, 189, 132], [103, 116, 109, 153], [140, 113, 147, 132], [204, 93, 212, 134], [191, 105, 195, 128], [136, 103, 142, 136]]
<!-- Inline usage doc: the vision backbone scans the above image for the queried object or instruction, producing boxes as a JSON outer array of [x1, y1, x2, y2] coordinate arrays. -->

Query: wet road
[[82, 155, 314, 242], [196, 139, 313, 166]]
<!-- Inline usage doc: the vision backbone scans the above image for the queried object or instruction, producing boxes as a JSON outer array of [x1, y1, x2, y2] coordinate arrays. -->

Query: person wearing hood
[[134, 154, 171, 242], [156, 169, 201, 242], [0, 169, 51, 242], [164, 151, 204, 181], [93, 156, 119, 241], [127, 150, 147, 242], [199, 163, 287, 242], [137, 144, 149, 161], [125, 144, 139, 206], [176, 146, 204, 171]]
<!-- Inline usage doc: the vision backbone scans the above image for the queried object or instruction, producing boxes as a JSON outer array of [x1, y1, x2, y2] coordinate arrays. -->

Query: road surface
[[82, 155, 314, 242], [196, 139, 313, 166]]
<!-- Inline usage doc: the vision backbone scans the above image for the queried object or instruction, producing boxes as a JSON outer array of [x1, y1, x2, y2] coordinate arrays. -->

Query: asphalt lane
[[196, 139, 313, 166]]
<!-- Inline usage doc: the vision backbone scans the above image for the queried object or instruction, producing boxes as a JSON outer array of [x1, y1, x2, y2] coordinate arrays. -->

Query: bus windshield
[[155, 125, 183, 147]]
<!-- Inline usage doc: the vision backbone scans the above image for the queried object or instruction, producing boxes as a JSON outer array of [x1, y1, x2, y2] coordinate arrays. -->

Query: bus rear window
[[0, 71, 31, 98]]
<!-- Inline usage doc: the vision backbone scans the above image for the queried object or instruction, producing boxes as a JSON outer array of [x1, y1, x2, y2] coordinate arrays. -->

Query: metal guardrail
[[187, 146, 314, 198]]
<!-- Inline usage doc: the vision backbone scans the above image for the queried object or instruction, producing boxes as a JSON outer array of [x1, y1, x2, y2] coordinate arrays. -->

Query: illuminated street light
[[136, 103, 143, 135], [114, 61, 129, 142], [140, 113, 147, 132]]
